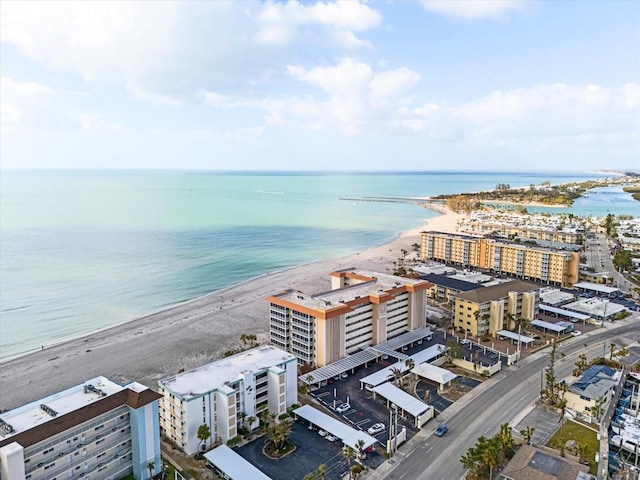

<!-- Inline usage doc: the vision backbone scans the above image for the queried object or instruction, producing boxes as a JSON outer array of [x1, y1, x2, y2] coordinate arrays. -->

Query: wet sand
[[0, 207, 464, 410]]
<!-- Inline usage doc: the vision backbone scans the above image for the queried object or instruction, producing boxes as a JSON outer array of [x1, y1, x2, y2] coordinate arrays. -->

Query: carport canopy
[[204, 445, 272, 480], [293, 405, 377, 450], [411, 363, 457, 385], [496, 330, 534, 344], [539, 304, 590, 322], [359, 344, 446, 389], [371, 382, 431, 418], [531, 319, 567, 333], [299, 327, 433, 385]]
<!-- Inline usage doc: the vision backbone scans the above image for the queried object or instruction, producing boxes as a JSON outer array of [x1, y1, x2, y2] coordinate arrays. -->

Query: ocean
[[1, 170, 637, 360]]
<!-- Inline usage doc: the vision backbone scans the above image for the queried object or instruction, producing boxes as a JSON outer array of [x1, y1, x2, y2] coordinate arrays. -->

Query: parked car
[[571, 330, 582, 336], [326, 434, 337, 442], [368, 423, 386, 435], [341, 372, 348, 379], [336, 403, 351, 414], [459, 339, 470, 345], [318, 429, 328, 437], [434, 423, 448, 437]]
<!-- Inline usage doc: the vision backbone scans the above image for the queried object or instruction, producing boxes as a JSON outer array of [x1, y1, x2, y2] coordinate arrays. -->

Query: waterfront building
[[419, 273, 483, 304], [463, 220, 585, 244], [267, 269, 432, 367], [0, 377, 161, 480], [157, 345, 297, 455], [420, 231, 580, 288], [565, 365, 619, 421], [452, 280, 540, 337]]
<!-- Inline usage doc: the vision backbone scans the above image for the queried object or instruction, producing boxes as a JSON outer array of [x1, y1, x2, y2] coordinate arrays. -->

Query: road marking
[[355, 419, 370, 427]]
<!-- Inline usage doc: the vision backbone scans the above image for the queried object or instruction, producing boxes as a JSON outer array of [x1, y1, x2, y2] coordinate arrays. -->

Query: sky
[[1, 0, 639, 171]]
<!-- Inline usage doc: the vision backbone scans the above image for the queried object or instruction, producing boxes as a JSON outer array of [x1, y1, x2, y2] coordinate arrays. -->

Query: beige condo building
[[268, 269, 432, 367], [420, 231, 579, 288], [452, 280, 540, 337]]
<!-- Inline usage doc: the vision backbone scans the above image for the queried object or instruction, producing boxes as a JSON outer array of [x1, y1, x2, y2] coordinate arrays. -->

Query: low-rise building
[[565, 365, 619, 421], [452, 280, 540, 337], [158, 345, 297, 455], [0, 377, 161, 480], [420, 273, 483, 304], [268, 269, 431, 367]]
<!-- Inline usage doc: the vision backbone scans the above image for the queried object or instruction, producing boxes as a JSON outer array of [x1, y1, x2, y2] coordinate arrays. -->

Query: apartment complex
[[158, 345, 297, 455], [0, 377, 161, 480], [420, 231, 580, 288], [452, 280, 540, 337], [268, 269, 431, 367], [463, 221, 584, 244], [419, 273, 484, 304]]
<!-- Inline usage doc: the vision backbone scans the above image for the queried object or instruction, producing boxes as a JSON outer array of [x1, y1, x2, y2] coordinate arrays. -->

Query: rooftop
[[0, 376, 143, 440], [453, 280, 539, 304], [501, 444, 591, 480], [419, 273, 483, 292], [159, 345, 295, 399], [269, 270, 430, 313], [569, 365, 619, 401]]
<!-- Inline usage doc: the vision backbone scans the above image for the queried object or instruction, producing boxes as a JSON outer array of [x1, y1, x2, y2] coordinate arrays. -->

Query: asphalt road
[[385, 315, 640, 480]]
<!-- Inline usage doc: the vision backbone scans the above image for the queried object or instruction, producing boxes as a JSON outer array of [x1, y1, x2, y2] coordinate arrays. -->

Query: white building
[[0, 377, 161, 480], [158, 345, 297, 455], [268, 269, 431, 367]]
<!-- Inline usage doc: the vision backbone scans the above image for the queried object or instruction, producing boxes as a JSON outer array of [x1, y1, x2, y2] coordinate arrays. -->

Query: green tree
[[483, 439, 501, 480], [613, 249, 632, 272], [609, 342, 617, 360], [147, 461, 155, 480], [316, 463, 327, 480], [519, 426, 535, 445], [197, 424, 211, 454], [496, 423, 515, 459], [574, 353, 589, 375], [246, 416, 256, 436], [388, 367, 405, 389], [343, 446, 356, 480], [603, 214, 615, 237]]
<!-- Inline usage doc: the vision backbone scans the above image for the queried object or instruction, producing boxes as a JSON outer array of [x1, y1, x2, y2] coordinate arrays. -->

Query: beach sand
[[0, 207, 464, 410]]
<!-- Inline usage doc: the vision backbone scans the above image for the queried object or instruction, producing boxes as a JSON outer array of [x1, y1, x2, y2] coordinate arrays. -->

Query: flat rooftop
[[0, 376, 132, 440], [540, 288, 576, 306], [159, 345, 295, 399], [562, 298, 626, 318], [271, 270, 429, 311]]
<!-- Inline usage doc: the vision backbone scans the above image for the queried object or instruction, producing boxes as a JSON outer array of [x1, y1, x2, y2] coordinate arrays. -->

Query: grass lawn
[[547, 420, 599, 475]]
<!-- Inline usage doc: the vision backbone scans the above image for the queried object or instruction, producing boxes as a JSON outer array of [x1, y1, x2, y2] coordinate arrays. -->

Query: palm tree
[[197, 424, 211, 454], [557, 398, 568, 423], [388, 367, 404, 388], [496, 423, 515, 459], [238, 411, 247, 429], [482, 440, 501, 479], [589, 396, 606, 421], [609, 342, 616, 360], [404, 359, 415, 392], [147, 461, 155, 480], [356, 439, 365, 459], [343, 446, 355, 480], [519, 426, 535, 445], [303, 474, 315, 480], [316, 464, 327, 480], [246, 416, 257, 435]]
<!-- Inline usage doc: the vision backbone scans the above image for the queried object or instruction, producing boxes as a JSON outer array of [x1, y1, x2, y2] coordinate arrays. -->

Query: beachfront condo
[[452, 280, 540, 337], [420, 231, 580, 288], [157, 345, 297, 455], [267, 269, 432, 367], [0, 377, 161, 480]]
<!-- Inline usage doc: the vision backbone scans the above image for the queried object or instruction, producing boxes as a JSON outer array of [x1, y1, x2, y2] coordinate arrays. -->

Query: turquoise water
[[1, 170, 637, 360]]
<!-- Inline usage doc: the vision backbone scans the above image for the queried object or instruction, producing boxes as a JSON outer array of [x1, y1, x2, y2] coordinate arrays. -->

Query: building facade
[[0, 377, 161, 480], [420, 231, 580, 288], [565, 366, 619, 421], [158, 345, 297, 455], [452, 280, 540, 337], [268, 269, 431, 367]]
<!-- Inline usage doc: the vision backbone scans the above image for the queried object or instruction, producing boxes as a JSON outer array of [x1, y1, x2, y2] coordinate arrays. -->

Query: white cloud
[[1, 77, 53, 126], [77, 113, 122, 133], [1, 1, 382, 104], [254, 1, 381, 47], [421, 0, 526, 19]]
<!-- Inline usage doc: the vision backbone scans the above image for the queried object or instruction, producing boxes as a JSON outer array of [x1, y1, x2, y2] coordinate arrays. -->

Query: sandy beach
[[0, 206, 464, 410]]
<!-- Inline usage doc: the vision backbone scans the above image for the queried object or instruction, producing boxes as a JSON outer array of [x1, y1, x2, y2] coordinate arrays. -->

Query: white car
[[459, 338, 470, 345], [326, 434, 338, 442], [318, 429, 328, 437], [571, 330, 582, 336], [368, 423, 386, 435], [336, 403, 351, 414]]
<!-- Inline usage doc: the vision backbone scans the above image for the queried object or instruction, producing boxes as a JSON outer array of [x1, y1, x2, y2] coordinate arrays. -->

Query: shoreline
[[0, 206, 464, 410]]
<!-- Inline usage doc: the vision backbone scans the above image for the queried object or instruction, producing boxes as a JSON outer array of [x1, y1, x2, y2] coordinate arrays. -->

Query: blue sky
[[1, 0, 638, 171]]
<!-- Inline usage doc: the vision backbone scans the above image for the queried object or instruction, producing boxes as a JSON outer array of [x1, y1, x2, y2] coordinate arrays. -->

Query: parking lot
[[236, 421, 385, 480]]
